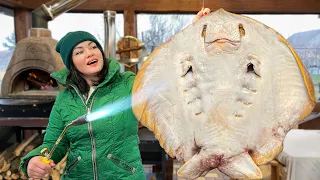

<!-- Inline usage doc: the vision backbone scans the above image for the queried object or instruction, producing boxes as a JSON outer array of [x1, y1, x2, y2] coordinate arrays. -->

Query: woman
[[20, 8, 210, 180]]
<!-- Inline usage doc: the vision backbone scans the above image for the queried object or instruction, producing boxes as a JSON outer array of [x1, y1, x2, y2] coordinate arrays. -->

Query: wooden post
[[124, 10, 137, 37], [123, 10, 138, 73], [14, 8, 38, 140], [13, 8, 31, 43]]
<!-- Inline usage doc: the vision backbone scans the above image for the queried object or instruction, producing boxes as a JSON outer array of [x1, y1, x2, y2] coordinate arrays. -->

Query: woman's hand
[[193, 7, 211, 23], [27, 156, 56, 178]]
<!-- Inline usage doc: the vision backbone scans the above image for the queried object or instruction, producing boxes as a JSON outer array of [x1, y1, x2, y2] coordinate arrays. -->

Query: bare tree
[[140, 14, 192, 53], [2, 32, 16, 51]]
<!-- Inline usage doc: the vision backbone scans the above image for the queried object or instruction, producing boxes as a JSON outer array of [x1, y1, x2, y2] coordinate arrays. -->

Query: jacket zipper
[[88, 90, 99, 180], [70, 84, 86, 105], [107, 154, 136, 176], [70, 84, 99, 180], [64, 156, 81, 177]]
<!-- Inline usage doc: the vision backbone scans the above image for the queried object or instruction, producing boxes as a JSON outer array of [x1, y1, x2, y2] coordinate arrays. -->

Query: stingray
[[132, 8, 315, 179]]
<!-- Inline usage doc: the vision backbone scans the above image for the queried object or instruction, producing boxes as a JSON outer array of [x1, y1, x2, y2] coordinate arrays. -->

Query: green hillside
[[311, 74, 320, 100]]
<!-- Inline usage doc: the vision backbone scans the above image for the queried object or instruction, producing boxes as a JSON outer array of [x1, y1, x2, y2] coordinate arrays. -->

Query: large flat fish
[[132, 8, 316, 179]]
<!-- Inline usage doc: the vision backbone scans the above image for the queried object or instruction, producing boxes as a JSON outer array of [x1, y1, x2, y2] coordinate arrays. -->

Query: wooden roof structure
[[1, 0, 320, 13], [1, 0, 319, 42]]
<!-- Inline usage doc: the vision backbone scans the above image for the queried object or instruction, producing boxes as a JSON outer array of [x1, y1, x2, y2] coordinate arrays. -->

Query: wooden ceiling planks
[[0, 0, 319, 14]]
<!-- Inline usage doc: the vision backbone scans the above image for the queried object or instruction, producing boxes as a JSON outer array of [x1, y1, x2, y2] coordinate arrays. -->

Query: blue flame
[[86, 96, 132, 122], [83, 79, 168, 123]]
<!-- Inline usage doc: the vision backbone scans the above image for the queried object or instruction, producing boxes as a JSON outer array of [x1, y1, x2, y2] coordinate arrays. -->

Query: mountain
[[287, 29, 320, 73], [287, 29, 320, 47]]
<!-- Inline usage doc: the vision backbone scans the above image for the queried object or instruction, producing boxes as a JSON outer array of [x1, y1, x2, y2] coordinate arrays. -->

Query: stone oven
[[1, 0, 89, 99], [1, 28, 64, 98]]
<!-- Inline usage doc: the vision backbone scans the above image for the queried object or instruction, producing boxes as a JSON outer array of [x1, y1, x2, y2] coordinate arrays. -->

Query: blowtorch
[[41, 114, 89, 164]]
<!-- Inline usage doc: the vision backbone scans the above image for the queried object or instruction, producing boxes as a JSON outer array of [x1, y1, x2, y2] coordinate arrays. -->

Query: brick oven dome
[[1, 29, 65, 98]]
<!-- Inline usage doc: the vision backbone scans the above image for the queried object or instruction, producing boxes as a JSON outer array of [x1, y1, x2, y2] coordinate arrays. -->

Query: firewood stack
[[0, 133, 67, 180]]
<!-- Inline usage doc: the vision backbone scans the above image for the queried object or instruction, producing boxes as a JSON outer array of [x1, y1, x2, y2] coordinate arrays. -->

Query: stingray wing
[[132, 52, 188, 159]]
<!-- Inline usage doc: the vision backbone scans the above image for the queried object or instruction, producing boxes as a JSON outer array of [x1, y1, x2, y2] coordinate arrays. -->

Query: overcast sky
[[0, 12, 319, 51]]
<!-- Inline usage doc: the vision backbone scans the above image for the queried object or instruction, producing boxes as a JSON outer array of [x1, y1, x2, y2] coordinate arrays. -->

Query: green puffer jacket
[[20, 59, 146, 180]]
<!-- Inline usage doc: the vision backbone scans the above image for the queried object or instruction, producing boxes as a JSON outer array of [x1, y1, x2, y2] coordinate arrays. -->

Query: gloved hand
[[193, 7, 211, 22]]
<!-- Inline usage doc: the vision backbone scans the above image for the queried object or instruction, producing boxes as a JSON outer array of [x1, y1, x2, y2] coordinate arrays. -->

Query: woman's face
[[72, 41, 104, 77]]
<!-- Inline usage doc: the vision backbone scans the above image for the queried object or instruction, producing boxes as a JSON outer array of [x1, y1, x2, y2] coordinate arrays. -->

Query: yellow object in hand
[[40, 148, 51, 164], [42, 157, 51, 164]]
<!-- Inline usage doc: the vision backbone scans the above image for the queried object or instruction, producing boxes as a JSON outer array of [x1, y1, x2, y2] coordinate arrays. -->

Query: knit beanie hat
[[56, 31, 104, 69]]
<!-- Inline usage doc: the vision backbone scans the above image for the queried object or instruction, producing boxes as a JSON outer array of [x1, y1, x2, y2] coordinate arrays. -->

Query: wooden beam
[[1, 0, 319, 13], [123, 10, 139, 73], [13, 8, 31, 43], [299, 117, 320, 130], [312, 102, 320, 112], [124, 10, 136, 36], [0, 0, 24, 8], [0, 117, 48, 127]]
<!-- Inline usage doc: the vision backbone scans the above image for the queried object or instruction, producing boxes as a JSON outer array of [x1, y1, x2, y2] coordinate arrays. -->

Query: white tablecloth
[[276, 129, 320, 180]]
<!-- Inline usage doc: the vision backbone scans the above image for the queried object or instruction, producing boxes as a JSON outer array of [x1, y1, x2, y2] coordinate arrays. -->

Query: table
[[276, 129, 320, 180]]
